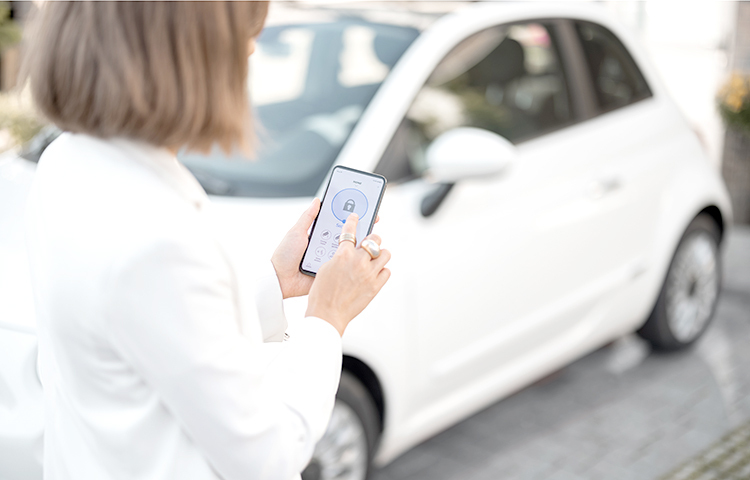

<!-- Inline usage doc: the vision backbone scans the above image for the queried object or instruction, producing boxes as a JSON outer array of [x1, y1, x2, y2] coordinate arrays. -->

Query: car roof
[[267, 1, 629, 39], [263, 0, 647, 71], [265, 2, 461, 31]]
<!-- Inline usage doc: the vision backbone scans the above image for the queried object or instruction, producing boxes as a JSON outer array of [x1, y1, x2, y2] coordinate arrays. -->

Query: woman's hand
[[271, 199, 321, 299], [306, 213, 391, 336], [272, 199, 381, 299]]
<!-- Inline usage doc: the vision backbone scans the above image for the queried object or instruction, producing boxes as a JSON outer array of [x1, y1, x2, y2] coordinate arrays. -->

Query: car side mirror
[[424, 127, 516, 184]]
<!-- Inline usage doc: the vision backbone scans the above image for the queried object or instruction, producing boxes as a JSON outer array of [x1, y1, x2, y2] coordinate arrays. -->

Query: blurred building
[[732, 2, 750, 72], [601, 1, 736, 168], [721, 2, 750, 224]]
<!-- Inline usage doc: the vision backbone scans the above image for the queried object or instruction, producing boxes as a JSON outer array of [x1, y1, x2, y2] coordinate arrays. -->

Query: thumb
[[296, 198, 320, 231]]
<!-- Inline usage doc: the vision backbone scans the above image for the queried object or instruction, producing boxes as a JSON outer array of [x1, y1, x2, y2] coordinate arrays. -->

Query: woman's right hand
[[306, 213, 391, 336]]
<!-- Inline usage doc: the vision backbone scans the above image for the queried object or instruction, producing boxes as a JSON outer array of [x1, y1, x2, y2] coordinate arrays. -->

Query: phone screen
[[300, 166, 386, 276]]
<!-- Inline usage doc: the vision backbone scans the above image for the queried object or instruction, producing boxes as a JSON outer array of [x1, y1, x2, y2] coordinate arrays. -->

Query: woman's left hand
[[272, 198, 321, 299]]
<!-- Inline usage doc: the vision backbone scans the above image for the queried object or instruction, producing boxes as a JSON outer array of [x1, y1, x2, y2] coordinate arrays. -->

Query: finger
[[296, 198, 321, 230], [362, 234, 381, 246], [339, 213, 359, 247], [375, 215, 380, 224], [353, 246, 374, 265], [375, 267, 391, 289], [371, 248, 391, 270]]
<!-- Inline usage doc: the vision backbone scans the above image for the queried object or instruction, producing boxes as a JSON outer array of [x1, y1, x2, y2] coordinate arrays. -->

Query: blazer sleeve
[[250, 260, 288, 343], [105, 234, 342, 480]]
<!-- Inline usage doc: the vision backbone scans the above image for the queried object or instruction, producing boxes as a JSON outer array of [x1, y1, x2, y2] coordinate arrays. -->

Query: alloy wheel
[[664, 231, 719, 343], [302, 400, 369, 480]]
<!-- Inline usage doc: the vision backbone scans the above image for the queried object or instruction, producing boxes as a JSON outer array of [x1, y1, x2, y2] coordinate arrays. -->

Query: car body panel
[[0, 152, 45, 478], [0, 328, 43, 479], [0, 153, 37, 333], [315, 2, 731, 464]]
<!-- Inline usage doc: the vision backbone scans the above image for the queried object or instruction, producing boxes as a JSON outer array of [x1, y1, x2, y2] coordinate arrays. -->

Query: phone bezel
[[299, 165, 387, 277]]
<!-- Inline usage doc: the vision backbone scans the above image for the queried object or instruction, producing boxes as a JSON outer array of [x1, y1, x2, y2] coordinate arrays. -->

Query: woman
[[22, 2, 391, 479]]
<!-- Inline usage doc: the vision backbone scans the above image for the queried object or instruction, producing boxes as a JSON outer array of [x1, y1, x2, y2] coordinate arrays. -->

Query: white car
[[0, 3, 732, 480]]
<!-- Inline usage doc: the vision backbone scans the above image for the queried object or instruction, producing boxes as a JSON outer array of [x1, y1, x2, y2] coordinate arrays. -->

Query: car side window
[[574, 21, 652, 113], [376, 22, 572, 183]]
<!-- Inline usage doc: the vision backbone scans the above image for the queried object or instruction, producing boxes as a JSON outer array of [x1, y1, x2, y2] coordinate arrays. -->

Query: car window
[[376, 21, 572, 183], [574, 21, 652, 113], [179, 21, 419, 198]]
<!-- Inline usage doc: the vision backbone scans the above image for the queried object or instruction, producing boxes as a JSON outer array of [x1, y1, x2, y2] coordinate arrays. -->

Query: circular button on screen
[[331, 189, 368, 223]]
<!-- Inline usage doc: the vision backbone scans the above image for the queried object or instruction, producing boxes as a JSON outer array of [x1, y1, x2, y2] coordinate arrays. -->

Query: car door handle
[[589, 176, 622, 199], [421, 183, 455, 217]]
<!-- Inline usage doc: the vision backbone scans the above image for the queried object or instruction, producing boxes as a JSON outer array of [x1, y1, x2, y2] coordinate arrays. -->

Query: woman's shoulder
[[31, 133, 212, 265], [39, 133, 180, 187], [36, 133, 200, 213]]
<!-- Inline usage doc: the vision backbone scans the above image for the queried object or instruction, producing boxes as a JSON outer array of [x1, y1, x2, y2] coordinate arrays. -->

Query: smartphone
[[300, 166, 387, 276]]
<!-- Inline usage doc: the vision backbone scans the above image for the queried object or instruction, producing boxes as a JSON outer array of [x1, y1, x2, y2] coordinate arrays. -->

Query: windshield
[[179, 20, 419, 198]]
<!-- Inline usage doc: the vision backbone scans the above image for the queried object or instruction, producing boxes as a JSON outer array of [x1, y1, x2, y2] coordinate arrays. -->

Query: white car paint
[[0, 2, 732, 476], [424, 128, 515, 183], [0, 152, 43, 478], [311, 3, 731, 463]]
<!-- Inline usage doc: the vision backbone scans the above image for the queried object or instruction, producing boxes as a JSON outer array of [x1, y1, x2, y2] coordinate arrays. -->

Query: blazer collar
[[107, 137, 209, 210]]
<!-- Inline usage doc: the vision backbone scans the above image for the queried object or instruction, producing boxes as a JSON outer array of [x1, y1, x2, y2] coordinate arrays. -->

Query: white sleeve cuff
[[254, 260, 288, 342], [263, 316, 343, 442]]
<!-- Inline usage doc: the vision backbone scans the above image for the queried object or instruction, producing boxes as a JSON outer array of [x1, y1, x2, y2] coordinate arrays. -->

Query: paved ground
[[373, 225, 750, 480]]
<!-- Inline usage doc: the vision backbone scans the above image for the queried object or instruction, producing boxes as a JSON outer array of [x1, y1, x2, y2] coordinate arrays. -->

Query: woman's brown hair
[[22, 1, 269, 153]]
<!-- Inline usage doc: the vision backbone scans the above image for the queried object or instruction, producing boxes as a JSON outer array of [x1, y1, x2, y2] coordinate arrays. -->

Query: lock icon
[[343, 199, 355, 212]]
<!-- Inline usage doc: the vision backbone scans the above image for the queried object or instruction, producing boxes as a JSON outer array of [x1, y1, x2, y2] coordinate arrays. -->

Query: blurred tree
[[0, 1, 43, 149], [0, 1, 21, 51]]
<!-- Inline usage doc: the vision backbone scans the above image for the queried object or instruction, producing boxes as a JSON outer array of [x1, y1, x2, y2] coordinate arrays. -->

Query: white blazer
[[25, 133, 342, 480]]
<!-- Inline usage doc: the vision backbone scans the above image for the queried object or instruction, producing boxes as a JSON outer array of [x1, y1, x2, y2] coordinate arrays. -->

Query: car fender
[[339, 278, 415, 456], [638, 148, 732, 329]]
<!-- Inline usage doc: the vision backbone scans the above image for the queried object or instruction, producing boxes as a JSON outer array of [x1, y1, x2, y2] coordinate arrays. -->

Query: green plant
[[0, 1, 21, 51], [717, 72, 750, 136], [0, 90, 46, 150]]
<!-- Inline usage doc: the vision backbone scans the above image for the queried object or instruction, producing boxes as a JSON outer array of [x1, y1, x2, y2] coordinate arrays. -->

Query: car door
[[373, 18, 652, 407], [562, 19, 672, 330]]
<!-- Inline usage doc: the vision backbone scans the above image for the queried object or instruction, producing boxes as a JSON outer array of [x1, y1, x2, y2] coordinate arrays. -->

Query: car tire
[[301, 370, 380, 480], [637, 214, 722, 350]]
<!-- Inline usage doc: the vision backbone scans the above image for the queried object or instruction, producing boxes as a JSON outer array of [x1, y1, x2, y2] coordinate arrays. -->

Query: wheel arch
[[631, 151, 732, 335], [637, 210, 724, 349], [342, 355, 385, 434], [652, 200, 729, 293], [697, 204, 725, 243]]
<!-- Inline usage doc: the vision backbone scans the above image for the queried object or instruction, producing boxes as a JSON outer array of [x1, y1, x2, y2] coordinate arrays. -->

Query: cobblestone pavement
[[661, 420, 750, 480], [373, 226, 750, 480]]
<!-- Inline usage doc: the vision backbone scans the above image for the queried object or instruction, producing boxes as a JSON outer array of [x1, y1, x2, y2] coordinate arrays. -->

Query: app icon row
[[314, 247, 336, 260], [319, 230, 340, 244]]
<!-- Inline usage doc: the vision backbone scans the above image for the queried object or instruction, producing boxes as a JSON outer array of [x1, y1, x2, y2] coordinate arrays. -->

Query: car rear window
[[574, 21, 652, 113]]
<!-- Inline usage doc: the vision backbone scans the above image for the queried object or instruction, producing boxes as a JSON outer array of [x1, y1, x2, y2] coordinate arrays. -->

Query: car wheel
[[638, 214, 722, 350], [301, 371, 380, 480]]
